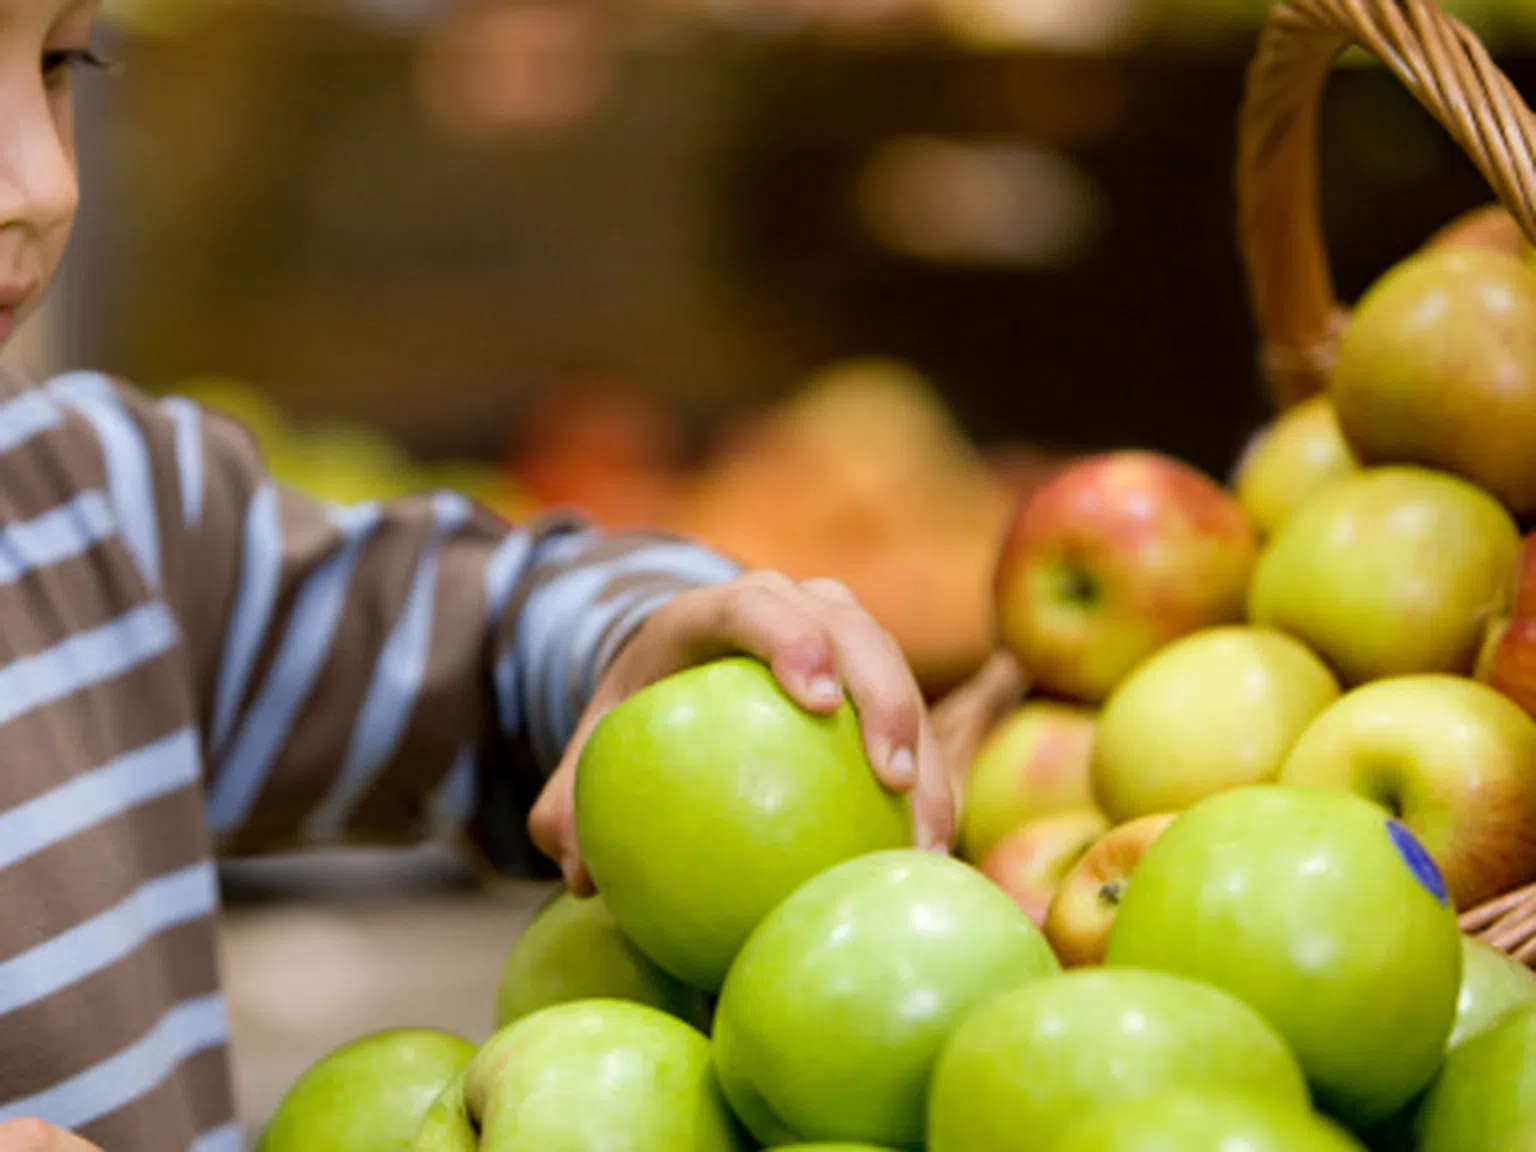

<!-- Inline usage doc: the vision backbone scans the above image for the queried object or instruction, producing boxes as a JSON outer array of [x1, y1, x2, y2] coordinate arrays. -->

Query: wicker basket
[[936, 0, 1536, 970], [1238, 0, 1536, 964]]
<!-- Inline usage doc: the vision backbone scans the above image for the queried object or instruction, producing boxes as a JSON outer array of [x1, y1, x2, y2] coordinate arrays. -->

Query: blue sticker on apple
[[1387, 819, 1449, 906]]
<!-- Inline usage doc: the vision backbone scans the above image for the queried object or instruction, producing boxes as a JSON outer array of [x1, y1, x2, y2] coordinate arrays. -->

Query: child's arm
[[56, 374, 950, 879], [0, 1118, 104, 1150]]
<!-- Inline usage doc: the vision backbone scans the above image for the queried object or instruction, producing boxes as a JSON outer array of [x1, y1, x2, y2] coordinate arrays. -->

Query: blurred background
[[3, 0, 1533, 1134]]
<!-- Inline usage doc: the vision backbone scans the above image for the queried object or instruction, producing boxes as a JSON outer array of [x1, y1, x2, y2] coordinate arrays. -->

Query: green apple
[[977, 808, 1110, 925], [1412, 1002, 1536, 1152], [994, 450, 1258, 705], [1092, 625, 1340, 822], [1452, 936, 1536, 1050], [1055, 1088, 1367, 1151], [959, 700, 1097, 864], [1247, 466, 1520, 686], [1331, 247, 1536, 516], [258, 1028, 477, 1151], [714, 849, 1059, 1148], [1045, 812, 1177, 967], [926, 967, 1309, 1152], [409, 1000, 747, 1151], [1234, 395, 1360, 539], [1277, 675, 1536, 911], [495, 888, 712, 1030], [1106, 785, 1463, 1128], [575, 656, 911, 991]]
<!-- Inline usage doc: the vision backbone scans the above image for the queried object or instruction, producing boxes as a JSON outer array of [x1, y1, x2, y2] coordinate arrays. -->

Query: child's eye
[[41, 48, 113, 85]]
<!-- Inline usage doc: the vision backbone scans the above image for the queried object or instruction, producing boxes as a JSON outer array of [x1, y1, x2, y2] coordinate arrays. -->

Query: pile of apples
[[257, 222, 1536, 1151]]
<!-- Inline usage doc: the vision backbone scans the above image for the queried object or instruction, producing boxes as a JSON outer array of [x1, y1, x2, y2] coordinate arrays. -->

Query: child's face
[[0, 0, 98, 348]]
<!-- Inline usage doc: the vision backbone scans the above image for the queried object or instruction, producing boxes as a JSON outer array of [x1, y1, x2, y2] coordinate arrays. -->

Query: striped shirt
[[0, 362, 740, 1147]]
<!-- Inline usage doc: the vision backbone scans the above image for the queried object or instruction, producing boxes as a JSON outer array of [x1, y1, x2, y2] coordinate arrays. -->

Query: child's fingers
[[806, 592, 924, 794], [910, 718, 957, 851], [683, 575, 843, 713]]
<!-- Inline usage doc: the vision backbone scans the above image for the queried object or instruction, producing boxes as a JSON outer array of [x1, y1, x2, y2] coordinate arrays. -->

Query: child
[[0, 1, 959, 1145]]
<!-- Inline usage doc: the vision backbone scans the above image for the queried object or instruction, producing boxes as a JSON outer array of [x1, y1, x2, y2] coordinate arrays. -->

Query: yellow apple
[[1247, 466, 1520, 686], [1278, 675, 1536, 910], [1092, 626, 1341, 822], [1233, 395, 1359, 539]]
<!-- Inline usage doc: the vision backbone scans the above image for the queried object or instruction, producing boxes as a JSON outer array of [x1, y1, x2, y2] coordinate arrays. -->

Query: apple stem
[[1054, 563, 1099, 607]]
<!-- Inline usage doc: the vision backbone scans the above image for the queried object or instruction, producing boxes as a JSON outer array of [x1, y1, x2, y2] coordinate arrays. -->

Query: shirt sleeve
[[44, 372, 741, 877]]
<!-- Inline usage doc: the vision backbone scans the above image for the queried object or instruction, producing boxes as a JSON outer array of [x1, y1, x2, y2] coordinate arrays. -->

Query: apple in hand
[[1331, 246, 1536, 516], [1476, 530, 1536, 719], [1233, 395, 1359, 539], [1277, 675, 1536, 911], [575, 656, 911, 992], [1045, 812, 1177, 967], [410, 1000, 746, 1151], [994, 450, 1258, 704], [258, 1028, 477, 1152], [1411, 1002, 1536, 1152], [958, 701, 1097, 864], [1092, 626, 1340, 822], [1106, 786, 1463, 1128], [1055, 1088, 1367, 1151], [495, 889, 711, 1031], [713, 849, 1059, 1148], [1247, 466, 1520, 686], [926, 967, 1309, 1152], [977, 808, 1110, 925], [1451, 935, 1536, 1051]]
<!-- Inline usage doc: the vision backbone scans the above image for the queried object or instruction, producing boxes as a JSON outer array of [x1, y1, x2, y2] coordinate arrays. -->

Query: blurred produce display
[[175, 357, 1059, 695], [103, 0, 1536, 47]]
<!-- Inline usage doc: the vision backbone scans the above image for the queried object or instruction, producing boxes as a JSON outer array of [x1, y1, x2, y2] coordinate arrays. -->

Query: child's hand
[[529, 572, 954, 895], [0, 1120, 104, 1151]]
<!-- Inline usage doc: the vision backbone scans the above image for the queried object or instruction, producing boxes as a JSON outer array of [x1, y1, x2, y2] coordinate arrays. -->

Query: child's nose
[[0, 80, 80, 241]]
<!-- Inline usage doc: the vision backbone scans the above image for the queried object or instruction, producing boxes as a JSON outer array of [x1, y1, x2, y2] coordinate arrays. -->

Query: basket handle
[[1237, 0, 1536, 408]]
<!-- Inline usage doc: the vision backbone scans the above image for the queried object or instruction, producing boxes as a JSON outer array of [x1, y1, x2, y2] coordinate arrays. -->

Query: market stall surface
[[219, 844, 555, 1138]]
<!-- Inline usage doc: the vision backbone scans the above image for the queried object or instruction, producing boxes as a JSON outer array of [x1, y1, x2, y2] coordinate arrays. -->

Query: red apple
[[1478, 531, 1536, 719], [994, 451, 1258, 704], [1045, 812, 1177, 967], [958, 701, 1097, 864], [978, 808, 1111, 925]]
